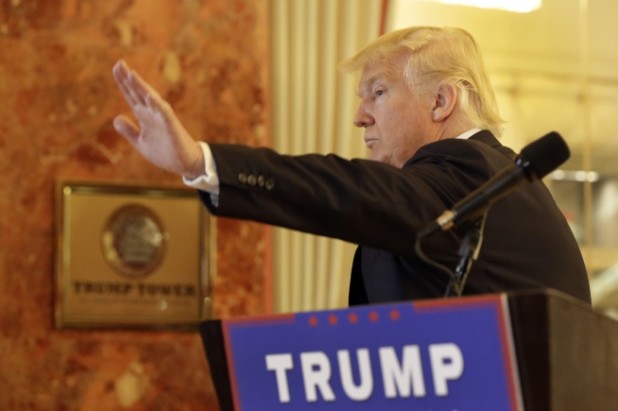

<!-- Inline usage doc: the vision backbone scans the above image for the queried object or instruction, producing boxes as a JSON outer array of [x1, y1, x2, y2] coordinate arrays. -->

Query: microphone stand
[[443, 212, 488, 298]]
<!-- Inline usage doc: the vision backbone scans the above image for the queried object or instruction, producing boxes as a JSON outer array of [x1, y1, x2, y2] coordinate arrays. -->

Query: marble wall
[[0, 0, 270, 409]]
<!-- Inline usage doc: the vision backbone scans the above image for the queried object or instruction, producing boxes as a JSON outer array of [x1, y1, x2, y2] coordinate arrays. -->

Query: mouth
[[364, 137, 377, 147]]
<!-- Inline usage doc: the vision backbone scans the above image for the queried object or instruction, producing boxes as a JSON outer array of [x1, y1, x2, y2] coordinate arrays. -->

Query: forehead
[[357, 53, 409, 91]]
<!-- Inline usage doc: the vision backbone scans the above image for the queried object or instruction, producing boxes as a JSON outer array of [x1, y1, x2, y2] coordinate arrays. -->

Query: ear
[[431, 83, 458, 122]]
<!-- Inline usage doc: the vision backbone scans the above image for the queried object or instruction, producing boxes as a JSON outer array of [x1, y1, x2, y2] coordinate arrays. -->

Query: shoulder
[[407, 131, 515, 171]]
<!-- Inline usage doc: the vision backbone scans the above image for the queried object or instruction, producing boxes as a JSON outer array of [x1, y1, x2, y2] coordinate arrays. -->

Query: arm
[[111, 60, 493, 259], [201, 141, 493, 259]]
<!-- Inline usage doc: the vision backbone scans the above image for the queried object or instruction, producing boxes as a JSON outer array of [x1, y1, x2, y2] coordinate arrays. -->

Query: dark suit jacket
[[199, 130, 591, 305]]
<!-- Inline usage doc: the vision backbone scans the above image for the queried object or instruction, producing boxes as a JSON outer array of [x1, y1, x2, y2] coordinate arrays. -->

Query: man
[[112, 26, 591, 305]]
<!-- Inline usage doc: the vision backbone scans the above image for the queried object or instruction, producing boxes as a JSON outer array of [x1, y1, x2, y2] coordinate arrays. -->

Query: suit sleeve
[[199, 140, 495, 259]]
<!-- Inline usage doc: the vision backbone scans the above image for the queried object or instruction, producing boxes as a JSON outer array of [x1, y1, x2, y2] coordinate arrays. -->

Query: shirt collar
[[455, 128, 483, 140]]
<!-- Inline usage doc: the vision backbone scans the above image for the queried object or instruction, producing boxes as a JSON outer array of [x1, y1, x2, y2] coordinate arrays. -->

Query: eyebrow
[[356, 73, 390, 97]]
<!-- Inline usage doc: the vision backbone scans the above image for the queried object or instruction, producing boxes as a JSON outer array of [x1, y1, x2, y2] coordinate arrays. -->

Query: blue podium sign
[[222, 295, 523, 411]]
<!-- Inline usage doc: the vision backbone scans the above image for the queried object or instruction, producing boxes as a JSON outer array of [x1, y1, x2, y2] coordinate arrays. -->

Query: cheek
[[388, 114, 417, 144]]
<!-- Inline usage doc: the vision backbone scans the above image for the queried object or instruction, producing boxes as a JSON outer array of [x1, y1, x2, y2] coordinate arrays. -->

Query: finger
[[112, 60, 143, 108], [113, 115, 141, 145], [114, 76, 141, 110], [112, 60, 135, 101], [126, 76, 147, 108], [113, 61, 149, 108], [128, 70, 173, 117], [126, 68, 162, 109], [144, 90, 173, 120]]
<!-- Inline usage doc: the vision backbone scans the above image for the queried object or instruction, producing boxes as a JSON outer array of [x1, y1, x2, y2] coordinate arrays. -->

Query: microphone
[[417, 131, 570, 239]]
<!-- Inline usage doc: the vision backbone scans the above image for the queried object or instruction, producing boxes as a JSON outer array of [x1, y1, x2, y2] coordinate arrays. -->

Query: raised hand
[[112, 60, 204, 179]]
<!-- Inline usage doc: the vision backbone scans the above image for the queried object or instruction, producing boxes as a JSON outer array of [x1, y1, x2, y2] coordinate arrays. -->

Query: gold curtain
[[270, 0, 383, 312]]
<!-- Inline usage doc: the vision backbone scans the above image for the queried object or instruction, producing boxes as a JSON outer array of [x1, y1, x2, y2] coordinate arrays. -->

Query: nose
[[353, 102, 374, 128]]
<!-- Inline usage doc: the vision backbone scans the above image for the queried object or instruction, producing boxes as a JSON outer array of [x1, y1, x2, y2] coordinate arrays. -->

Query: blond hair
[[340, 26, 504, 137]]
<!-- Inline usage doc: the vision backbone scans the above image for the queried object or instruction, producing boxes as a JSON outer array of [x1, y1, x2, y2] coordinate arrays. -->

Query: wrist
[[183, 143, 206, 180]]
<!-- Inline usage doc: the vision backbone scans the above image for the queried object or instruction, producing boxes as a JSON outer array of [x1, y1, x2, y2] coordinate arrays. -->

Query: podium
[[199, 290, 618, 411]]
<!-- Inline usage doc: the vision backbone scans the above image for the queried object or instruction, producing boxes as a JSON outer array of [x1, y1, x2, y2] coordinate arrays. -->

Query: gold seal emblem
[[101, 204, 167, 278]]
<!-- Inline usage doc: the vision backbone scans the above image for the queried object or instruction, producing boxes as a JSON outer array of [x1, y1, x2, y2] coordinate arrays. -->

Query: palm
[[112, 61, 203, 178]]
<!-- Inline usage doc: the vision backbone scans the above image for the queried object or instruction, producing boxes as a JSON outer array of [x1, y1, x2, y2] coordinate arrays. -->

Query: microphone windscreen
[[519, 131, 570, 178]]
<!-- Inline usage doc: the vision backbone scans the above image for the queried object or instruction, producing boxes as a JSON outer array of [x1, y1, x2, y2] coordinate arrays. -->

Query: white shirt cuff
[[182, 142, 220, 206]]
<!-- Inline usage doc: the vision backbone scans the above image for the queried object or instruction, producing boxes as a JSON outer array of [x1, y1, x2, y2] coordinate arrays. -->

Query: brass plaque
[[55, 181, 214, 329]]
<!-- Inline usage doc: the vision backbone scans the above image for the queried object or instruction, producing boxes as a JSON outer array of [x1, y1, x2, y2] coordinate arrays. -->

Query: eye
[[374, 88, 385, 98]]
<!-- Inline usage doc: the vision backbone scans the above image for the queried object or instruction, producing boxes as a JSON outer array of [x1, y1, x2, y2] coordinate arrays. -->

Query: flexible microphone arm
[[443, 213, 487, 297]]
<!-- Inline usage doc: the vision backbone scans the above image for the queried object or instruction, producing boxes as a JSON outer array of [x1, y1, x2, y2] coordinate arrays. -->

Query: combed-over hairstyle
[[340, 26, 504, 137]]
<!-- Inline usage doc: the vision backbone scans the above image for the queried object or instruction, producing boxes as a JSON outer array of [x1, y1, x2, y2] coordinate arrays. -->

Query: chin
[[367, 151, 384, 163]]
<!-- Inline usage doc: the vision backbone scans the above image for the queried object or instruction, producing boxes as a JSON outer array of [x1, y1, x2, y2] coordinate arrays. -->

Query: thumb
[[113, 115, 141, 145]]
